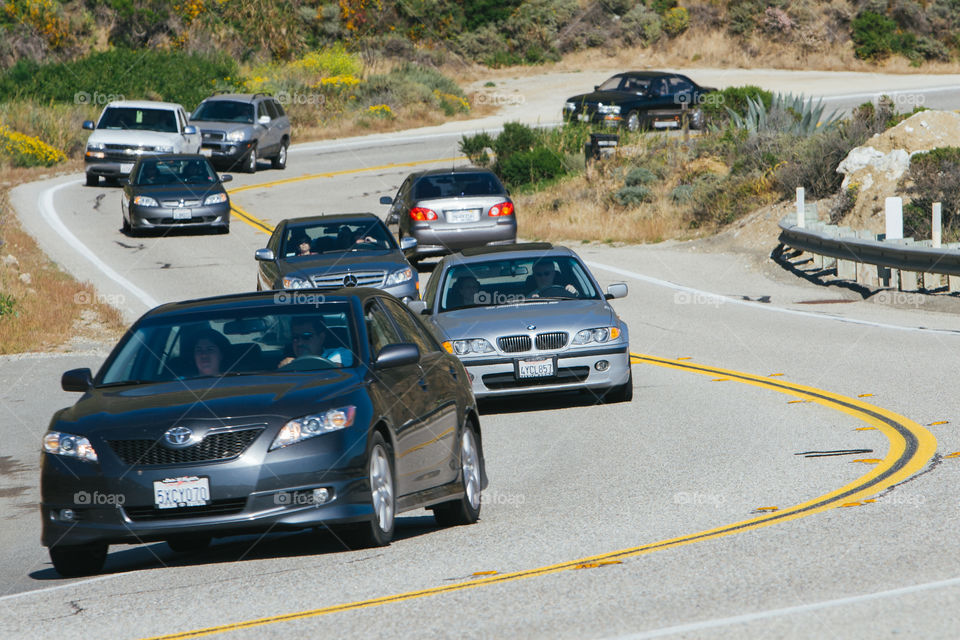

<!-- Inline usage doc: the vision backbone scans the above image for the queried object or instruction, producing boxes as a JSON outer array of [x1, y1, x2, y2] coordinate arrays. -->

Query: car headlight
[[385, 267, 413, 286], [572, 326, 621, 345], [270, 406, 356, 450], [442, 338, 495, 355], [133, 195, 159, 207], [154, 145, 174, 153], [597, 104, 621, 115], [86, 143, 105, 151], [564, 102, 576, 111], [43, 431, 98, 463], [226, 130, 247, 142], [204, 193, 228, 206], [282, 276, 313, 289]]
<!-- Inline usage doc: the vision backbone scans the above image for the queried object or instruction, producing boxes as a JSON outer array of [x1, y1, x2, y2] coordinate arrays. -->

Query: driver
[[527, 259, 576, 298], [278, 316, 352, 367]]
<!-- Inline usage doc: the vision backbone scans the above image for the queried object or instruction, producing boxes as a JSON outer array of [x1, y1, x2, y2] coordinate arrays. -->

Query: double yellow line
[[145, 354, 936, 640]]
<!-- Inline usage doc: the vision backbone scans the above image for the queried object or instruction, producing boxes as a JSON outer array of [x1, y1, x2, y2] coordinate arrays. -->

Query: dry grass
[[0, 183, 126, 354]]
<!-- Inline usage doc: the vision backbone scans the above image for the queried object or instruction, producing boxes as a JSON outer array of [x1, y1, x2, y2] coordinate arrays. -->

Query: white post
[[932, 202, 942, 248], [885, 197, 903, 240], [796, 187, 805, 228]]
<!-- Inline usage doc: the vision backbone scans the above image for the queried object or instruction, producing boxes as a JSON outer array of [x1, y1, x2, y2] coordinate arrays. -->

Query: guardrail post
[[885, 197, 903, 240], [949, 275, 960, 293], [796, 187, 805, 229], [932, 202, 942, 248], [836, 259, 856, 280]]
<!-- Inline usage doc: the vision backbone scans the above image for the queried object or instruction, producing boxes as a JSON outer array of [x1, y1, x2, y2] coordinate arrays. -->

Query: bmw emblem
[[164, 426, 194, 447], [343, 274, 358, 287], [527, 324, 536, 331]]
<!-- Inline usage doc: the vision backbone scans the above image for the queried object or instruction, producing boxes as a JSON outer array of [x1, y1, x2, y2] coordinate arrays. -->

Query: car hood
[[566, 90, 647, 106], [131, 184, 225, 199], [432, 299, 616, 339], [51, 370, 361, 439], [278, 251, 408, 277], [88, 129, 181, 146]]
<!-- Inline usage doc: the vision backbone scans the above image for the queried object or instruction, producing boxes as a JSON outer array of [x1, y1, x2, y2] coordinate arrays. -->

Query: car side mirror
[[594, 85, 599, 91], [406, 300, 427, 314], [258, 115, 271, 125], [386, 213, 399, 226], [605, 282, 628, 299], [62, 368, 94, 392], [399, 236, 417, 251], [374, 343, 420, 369], [254, 248, 275, 261], [220, 174, 233, 183], [82, 120, 95, 130], [379, 196, 393, 205], [183, 125, 198, 135]]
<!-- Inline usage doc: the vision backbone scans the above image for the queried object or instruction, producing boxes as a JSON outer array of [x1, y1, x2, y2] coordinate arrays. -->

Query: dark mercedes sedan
[[255, 213, 420, 301], [121, 154, 232, 235], [562, 71, 716, 131], [41, 289, 485, 576]]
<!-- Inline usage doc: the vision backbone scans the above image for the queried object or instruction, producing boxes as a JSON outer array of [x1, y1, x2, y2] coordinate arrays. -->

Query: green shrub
[[498, 146, 565, 188], [621, 5, 662, 45], [702, 86, 773, 127], [0, 292, 17, 318], [901, 147, 960, 240], [615, 185, 653, 206], [650, 0, 678, 15], [483, 49, 523, 68], [460, 132, 494, 166], [670, 184, 694, 204], [493, 122, 538, 164], [625, 167, 657, 186], [851, 11, 917, 60], [662, 7, 690, 37]]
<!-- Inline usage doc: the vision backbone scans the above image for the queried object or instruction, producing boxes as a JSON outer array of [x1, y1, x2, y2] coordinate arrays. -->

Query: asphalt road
[[3, 70, 960, 639]]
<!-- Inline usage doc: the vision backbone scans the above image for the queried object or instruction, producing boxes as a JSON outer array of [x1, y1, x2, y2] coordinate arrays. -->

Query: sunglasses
[[291, 331, 318, 341]]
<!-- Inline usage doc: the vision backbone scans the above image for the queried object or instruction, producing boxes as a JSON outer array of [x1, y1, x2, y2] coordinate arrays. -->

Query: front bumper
[[461, 345, 630, 398], [128, 202, 230, 231], [409, 221, 516, 258], [200, 140, 255, 167], [84, 159, 138, 179]]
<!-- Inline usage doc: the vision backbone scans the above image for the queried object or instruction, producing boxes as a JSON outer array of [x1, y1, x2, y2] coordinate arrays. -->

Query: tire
[[166, 536, 211, 553], [625, 111, 641, 132], [49, 543, 108, 577], [244, 145, 258, 174], [271, 140, 288, 170], [604, 369, 634, 404], [689, 108, 705, 130], [432, 425, 482, 527], [85, 173, 99, 187], [122, 216, 131, 233], [346, 432, 395, 548]]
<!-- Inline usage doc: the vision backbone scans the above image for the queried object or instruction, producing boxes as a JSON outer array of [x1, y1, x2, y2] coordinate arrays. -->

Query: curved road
[[2, 70, 960, 639]]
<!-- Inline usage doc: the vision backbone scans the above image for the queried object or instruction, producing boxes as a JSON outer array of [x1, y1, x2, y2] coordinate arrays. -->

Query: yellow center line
[[144, 353, 936, 640]]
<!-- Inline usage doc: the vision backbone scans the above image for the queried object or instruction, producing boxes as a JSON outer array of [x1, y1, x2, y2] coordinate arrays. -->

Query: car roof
[[442, 243, 579, 266], [279, 213, 383, 227], [136, 153, 211, 162], [144, 288, 385, 319], [103, 100, 183, 110], [615, 71, 674, 79], [413, 166, 498, 179], [201, 93, 272, 102]]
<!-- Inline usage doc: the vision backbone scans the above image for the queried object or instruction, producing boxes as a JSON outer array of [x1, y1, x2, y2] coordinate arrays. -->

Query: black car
[[255, 213, 420, 301], [562, 71, 716, 131], [121, 154, 232, 235], [41, 289, 485, 576]]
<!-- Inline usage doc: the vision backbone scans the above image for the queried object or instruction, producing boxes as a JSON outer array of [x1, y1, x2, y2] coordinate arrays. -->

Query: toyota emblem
[[343, 274, 358, 287], [164, 426, 193, 447]]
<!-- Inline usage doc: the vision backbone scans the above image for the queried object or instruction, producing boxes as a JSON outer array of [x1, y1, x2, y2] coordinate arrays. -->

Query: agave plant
[[727, 93, 842, 136]]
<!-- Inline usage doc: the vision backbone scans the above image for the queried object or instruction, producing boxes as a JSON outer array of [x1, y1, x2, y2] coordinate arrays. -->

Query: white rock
[[2, 254, 18, 268], [905, 126, 914, 133], [18, 272, 31, 285]]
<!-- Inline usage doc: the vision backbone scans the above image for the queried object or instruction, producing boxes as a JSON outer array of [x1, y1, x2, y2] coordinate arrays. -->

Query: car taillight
[[488, 202, 514, 217], [410, 207, 438, 221]]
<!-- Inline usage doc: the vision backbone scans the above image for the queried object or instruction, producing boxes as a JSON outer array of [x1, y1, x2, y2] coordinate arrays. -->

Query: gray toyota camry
[[418, 243, 632, 401], [41, 289, 485, 576]]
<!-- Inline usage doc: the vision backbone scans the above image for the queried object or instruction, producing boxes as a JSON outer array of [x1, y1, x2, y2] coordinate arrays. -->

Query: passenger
[[447, 276, 481, 309], [187, 328, 230, 377], [288, 230, 314, 256]]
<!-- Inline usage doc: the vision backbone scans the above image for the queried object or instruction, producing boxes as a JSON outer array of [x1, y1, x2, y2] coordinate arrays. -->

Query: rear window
[[414, 173, 506, 200]]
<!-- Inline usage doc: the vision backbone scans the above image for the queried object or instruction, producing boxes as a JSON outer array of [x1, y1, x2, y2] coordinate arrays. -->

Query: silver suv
[[190, 93, 291, 173]]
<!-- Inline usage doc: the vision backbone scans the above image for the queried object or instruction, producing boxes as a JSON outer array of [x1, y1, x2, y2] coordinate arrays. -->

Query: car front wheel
[[49, 543, 108, 577], [344, 432, 395, 548], [625, 111, 641, 132], [272, 140, 288, 170], [85, 173, 99, 187], [244, 146, 257, 173], [432, 425, 482, 526]]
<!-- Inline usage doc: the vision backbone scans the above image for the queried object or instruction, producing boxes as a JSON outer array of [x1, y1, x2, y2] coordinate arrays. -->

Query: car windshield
[[97, 303, 358, 386], [191, 100, 255, 123], [414, 173, 506, 200], [282, 220, 397, 258], [98, 107, 178, 132], [134, 158, 218, 186], [439, 255, 600, 312]]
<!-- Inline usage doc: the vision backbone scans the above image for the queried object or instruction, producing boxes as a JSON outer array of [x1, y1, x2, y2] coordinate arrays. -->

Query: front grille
[[498, 335, 532, 353], [535, 332, 568, 350], [309, 271, 386, 289], [482, 366, 590, 389], [160, 199, 202, 207], [202, 130, 225, 141], [124, 498, 248, 522], [157, 215, 218, 225], [105, 143, 158, 152], [107, 427, 263, 466]]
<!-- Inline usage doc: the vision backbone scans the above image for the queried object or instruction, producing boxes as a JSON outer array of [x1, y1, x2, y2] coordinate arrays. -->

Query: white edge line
[[39, 180, 158, 310], [617, 575, 960, 639], [585, 260, 960, 336], [0, 573, 124, 604]]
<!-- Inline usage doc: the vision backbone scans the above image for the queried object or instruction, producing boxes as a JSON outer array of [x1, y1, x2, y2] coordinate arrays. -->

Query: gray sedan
[[417, 243, 632, 401], [381, 167, 517, 263]]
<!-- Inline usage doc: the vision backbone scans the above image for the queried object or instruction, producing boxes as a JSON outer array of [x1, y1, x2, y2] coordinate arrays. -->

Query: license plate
[[120, 163, 134, 173], [447, 209, 480, 223], [154, 476, 210, 509], [653, 121, 678, 129], [518, 357, 555, 379], [577, 113, 590, 122], [200, 148, 213, 157], [172, 209, 192, 220]]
